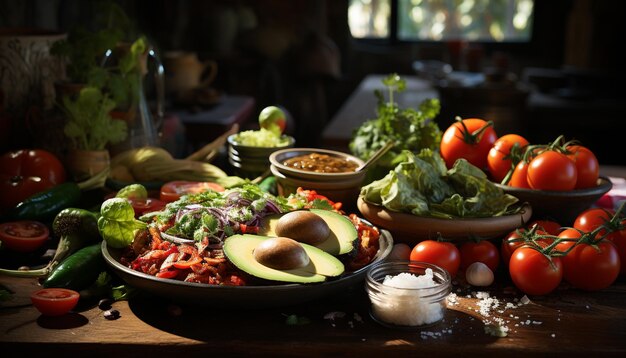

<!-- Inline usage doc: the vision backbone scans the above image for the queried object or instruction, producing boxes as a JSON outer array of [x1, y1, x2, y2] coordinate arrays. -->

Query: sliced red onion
[[160, 232, 195, 244]]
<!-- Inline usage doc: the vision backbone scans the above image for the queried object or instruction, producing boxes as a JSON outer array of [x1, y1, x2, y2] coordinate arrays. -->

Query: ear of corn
[[109, 146, 227, 182]]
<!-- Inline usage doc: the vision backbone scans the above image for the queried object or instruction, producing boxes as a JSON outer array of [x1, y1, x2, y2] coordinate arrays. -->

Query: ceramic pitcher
[[163, 51, 218, 95]]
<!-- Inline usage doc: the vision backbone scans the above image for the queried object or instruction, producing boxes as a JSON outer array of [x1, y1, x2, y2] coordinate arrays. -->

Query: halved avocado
[[223, 234, 345, 283], [258, 209, 358, 256]]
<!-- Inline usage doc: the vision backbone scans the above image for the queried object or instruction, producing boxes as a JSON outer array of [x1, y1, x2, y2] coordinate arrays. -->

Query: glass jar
[[365, 261, 451, 328]]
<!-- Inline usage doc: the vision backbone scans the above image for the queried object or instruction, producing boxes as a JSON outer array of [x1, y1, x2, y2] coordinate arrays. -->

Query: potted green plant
[[60, 86, 127, 181]]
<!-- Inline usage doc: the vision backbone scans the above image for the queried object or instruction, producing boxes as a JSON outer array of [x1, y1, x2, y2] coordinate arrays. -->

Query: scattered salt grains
[[323, 311, 346, 321]]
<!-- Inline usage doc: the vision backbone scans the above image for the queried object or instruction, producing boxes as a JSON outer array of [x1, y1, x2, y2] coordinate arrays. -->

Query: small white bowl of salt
[[365, 261, 451, 328]]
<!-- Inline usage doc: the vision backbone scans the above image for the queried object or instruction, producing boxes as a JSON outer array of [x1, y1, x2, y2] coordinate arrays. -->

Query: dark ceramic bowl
[[495, 176, 612, 225], [102, 229, 393, 308]]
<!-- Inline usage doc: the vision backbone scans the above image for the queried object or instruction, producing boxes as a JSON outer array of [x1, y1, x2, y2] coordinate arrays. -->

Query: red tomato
[[527, 151, 577, 191], [566, 145, 599, 189], [30, 288, 80, 316], [0, 149, 66, 212], [556, 229, 620, 291], [0, 220, 49, 253], [573, 207, 616, 239], [608, 222, 626, 275], [160, 181, 225, 203], [440, 118, 497, 170], [487, 134, 529, 183], [528, 219, 562, 236], [501, 227, 552, 266], [129, 198, 167, 217], [410, 240, 461, 277], [509, 246, 563, 295], [508, 161, 531, 188], [459, 240, 500, 272], [501, 229, 527, 266]]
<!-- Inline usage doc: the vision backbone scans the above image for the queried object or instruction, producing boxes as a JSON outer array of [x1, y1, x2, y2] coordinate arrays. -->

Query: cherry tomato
[[509, 246, 563, 295], [30, 288, 80, 316], [501, 229, 527, 266], [487, 134, 529, 183], [459, 240, 500, 272], [410, 240, 461, 277], [527, 151, 577, 191], [528, 219, 562, 236], [160, 181, 225, 203], [508, 160, 531, 188], [440, 118, 497, 170], [573, 208, 614, 238], [0, 220, 49, 253], [129, 198, 167, 217], [0, 149, 66, 212], [556, 229, 620, 291], [608, 221, 626, 275], [566, 145, 599, 189]]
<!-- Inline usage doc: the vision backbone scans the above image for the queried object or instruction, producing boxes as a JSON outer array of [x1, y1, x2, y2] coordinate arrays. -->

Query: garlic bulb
[[466, 262, 494, 286]]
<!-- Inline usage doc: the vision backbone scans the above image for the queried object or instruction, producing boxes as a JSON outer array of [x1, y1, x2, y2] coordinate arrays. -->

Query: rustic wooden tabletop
[[2, 273, 626, 357]]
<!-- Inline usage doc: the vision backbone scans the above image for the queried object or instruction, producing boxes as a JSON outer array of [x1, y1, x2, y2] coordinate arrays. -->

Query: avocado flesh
[[258, 209, 358, 256], [223, 234, 345, 284]]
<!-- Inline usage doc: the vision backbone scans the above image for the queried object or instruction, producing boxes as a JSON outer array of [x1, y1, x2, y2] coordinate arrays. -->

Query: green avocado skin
[[258, 209, 358, 256], [223, 234, 345, 284]]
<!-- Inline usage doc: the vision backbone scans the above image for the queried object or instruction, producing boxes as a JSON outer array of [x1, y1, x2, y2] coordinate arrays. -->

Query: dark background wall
[[1, 0, 624, 164]]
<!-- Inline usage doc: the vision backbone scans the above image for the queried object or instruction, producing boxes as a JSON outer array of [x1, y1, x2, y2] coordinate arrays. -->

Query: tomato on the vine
[[410, 240, 461, 277], [508, 160, 531, 188], [566, 145, 599, 189], [608, 221, 626, 275], [440, 118, 497, 170], [0, 149, 66, 212], [527, 150, 577, 191], [459, 240, 499, 272], [556, 229, 620, 291], [487, 134, 529, 183], [509, 246, 563, 295], [528, 219, 562, 236], [573, 208, 614, 237]]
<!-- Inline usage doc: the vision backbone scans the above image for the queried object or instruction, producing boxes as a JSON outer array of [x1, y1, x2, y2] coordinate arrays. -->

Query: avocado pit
[[275, 210, 330, 245], [253, 236, 310, 270]]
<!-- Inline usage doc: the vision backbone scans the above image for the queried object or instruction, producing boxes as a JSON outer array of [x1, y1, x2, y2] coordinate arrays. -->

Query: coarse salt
[[371, 268, 445, 327]]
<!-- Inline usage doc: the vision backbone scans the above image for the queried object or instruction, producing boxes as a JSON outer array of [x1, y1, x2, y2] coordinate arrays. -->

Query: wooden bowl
[[357, 197, 532, 244], [495, 176, 612, 225]]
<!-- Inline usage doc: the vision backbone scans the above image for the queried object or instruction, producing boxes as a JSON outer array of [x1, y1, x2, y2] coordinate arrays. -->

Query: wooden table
[[2, 272, 626, 356]]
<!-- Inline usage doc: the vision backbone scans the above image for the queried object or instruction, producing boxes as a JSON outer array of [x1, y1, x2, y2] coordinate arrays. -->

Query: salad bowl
[[357, 197, 532, 244], [102, 228, 393, 308]]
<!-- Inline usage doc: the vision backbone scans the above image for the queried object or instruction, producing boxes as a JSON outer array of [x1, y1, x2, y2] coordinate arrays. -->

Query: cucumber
[[42, 243, 105, 291], [10, 182, 81, 221]]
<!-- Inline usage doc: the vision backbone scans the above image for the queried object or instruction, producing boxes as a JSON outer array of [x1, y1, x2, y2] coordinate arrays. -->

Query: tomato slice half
[[31, 288, 80, 316], [159, 181, 225, 203], [129, 198, 167, 217], [0, 220, 49, 253]]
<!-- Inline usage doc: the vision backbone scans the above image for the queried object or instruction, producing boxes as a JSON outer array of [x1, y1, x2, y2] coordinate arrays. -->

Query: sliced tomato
[[0, 220, 49, 252], [160, 181, 225, 203], [129, 198, 167, 217], [30, 288, 80, 316]]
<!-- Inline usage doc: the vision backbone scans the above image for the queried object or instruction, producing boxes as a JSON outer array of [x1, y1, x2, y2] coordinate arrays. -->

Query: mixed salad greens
[[360, 149, 519, 219], [349, 74, 442, 181]]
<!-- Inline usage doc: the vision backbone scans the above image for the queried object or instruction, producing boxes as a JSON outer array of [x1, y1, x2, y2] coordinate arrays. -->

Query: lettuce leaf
[[98, 198, 147, 248], [360, 150, 518, 218]]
